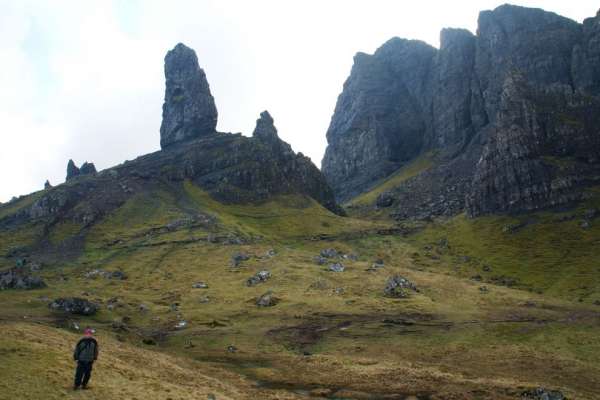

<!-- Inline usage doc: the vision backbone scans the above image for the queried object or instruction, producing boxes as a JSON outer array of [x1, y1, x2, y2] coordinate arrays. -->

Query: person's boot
[[82, 384, 89, 390], [73, 385, 79, 391]]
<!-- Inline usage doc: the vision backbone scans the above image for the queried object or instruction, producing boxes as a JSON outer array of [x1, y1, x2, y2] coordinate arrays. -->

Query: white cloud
[[0, 0, 598, 202]]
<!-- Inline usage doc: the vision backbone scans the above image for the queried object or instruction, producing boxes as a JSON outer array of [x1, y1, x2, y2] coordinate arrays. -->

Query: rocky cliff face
[[160, 43, 218, 149], [323, 4, 600, 217]]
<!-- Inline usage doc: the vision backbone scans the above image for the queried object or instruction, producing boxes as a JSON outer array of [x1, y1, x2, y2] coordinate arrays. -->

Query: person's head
[[84, 327, 94, 337]]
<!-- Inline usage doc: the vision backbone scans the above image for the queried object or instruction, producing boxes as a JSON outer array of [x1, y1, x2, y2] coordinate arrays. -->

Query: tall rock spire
[[159, 43, 218, 149]]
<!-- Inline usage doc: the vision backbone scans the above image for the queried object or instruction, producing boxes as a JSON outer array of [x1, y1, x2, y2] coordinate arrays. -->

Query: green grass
[[1, 181, 600, 399], [408, 187, 600, 302], [349, 152, 434, 206]]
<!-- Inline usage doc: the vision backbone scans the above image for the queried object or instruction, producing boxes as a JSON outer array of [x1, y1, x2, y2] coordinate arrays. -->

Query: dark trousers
[[74, 361, 93, 387]]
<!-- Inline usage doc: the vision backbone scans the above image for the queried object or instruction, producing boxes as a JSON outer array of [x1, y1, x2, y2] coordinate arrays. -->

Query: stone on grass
[[384, 275, 418, 298], [246, 270, 271, 286], [328, 263, 345, 272], [49, 297, 98, 315], [256, 291, 278, 307]]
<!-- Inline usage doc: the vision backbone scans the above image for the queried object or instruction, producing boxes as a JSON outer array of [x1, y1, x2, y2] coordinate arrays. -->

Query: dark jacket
[[73, 337, 99, 362]]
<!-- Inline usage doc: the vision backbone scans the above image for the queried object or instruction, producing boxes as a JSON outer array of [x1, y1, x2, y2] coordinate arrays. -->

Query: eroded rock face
[[66, 159, 80, 181], [323, 4, 600, 216], [160, 43, 218, 149]]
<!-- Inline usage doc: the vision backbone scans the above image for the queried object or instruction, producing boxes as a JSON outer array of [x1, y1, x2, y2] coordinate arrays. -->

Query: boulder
[[0, 267, 46, 290], [256, 291, 278, 307], [231, 251, 250, 267], [320, 248, 338, 258], [246, 270, 271, 286], [328, 263, 345, 272], [192, 282, 209, 289], [160, 43, 218, 149], [48, 297, 98, 315], [384, 275, 418, 298], [521, 387, 566, 400]]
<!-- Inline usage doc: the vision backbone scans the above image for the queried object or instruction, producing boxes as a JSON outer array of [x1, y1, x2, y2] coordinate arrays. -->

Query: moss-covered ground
[[1, 181, 599, 399]]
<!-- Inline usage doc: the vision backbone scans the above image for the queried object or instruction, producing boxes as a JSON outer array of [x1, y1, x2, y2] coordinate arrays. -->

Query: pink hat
[[84, 327, 94, 336]]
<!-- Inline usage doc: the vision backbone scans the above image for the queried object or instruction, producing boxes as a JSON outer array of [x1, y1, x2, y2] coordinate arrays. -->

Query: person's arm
[[73, 340, 81, 361], [93, 340, 99, 361]]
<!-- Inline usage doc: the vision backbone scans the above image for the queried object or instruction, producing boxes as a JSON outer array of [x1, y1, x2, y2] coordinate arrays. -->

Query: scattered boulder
[[227, 345, 237, 353], [341, 253, 359, 261], [320, 248, 338, 258], [521, 387, 566, 400], [49, 298, 98, 315], [314, 256, 327, 265], [0, 267, 46, 290], [256, 291, 278, 307], [328, 263, 345, 272], [246, 270, 271, 286], [139, 303, 149, 313], [199, 296, 211, 303], [265, 248, 276, 257], [384, 275, 418, 298], [367, 259, 385, 271], [490, 275, 518, 287], [192, 282, 209, 289], [376, 191, 395, 208], [479, 286, 489, 293], [231, 251, 250, 267], [84, 269, 127, 280]]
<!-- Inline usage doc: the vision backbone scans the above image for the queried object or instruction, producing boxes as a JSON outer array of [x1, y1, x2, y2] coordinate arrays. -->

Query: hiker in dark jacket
[[73, 327, 99, 390]]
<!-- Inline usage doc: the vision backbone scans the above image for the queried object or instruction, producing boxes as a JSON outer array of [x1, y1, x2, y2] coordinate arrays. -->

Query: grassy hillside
[[1, 181, 600, 399]]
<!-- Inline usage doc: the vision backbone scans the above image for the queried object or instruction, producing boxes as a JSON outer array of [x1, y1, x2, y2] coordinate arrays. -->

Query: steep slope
[[0, 43, 341, 261], [323, 5, 600, 218]]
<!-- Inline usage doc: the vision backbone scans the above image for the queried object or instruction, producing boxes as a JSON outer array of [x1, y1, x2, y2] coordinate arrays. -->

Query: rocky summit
[[160, 43, 218, 149], [323, 4, 600, 218], [0, 42, 340, 260]]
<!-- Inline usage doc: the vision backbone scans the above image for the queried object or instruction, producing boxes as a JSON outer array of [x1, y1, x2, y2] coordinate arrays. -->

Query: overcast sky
[[1, 1, 597, 202]]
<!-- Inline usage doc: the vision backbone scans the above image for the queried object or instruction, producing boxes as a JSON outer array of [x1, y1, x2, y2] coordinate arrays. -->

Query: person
[[73, 327, 99, 390]]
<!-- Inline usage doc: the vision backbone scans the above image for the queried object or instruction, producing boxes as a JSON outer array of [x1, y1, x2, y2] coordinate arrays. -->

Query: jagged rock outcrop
[[66, 160, 97, 181], [323, 4, 600, 217], [160, 43, 218, 149], [80, 162, 97, 175], [66, 159, 80, 181], [0, 43, 342, 251], [44, 180, 52, 190], [252, 111, 292, 154]]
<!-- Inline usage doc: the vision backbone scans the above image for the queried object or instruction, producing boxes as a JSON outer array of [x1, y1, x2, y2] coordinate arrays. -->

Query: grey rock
[[328, 263, 345, 272], [66, 159, 80, 181], [80, 162, 97, 175], [256, 291, 278, 307], [322, 4, 600, 216], [231, 251, 250, 267], [320, 248, 338, 258], [192, 282, 209, 289], [521, 387, 565, 400], [314, 256, 327, 265], [160, 43, 218, 149], [376, 191, 395, 208], [0, 267, 46, 290], [48, 297, 98, 315], [252, 111, 292, 154], [384, 275, 418, 298], [246, 270, 271, 286]]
